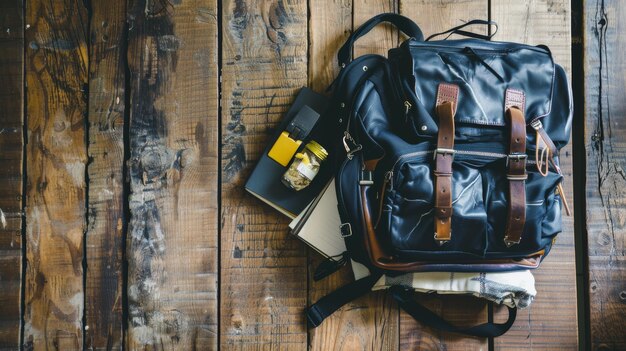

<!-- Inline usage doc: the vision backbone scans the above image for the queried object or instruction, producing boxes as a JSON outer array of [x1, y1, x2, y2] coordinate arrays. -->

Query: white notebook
[[289, 180, 346, 258], [289, 179, 370, 279]]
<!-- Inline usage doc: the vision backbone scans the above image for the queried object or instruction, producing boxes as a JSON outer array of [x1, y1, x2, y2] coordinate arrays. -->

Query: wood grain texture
[[492, 0, 578, 349], [398, 1, 489, 349], [220, 0, 309, 349], [85, 0, 126, 348], [584, 0, 626, 349], [23, 0, 89, 349], [400, 0, 489, 39], [0, 0, 24, 348], [307, 0, 351, 92], [353, 0, 398, 57], [126, 0, 219, 348]]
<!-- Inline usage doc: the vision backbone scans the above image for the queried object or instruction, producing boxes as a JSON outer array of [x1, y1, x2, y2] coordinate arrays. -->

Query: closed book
[[244, 87, 331, 218]]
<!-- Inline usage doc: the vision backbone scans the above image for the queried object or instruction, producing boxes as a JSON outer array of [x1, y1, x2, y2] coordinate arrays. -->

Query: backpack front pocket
[[483, 162, 563, 257], [382, 158, 488, 259]]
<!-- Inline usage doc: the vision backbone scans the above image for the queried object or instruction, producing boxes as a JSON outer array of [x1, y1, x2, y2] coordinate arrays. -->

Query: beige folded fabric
[[352, 261, 536, 308]]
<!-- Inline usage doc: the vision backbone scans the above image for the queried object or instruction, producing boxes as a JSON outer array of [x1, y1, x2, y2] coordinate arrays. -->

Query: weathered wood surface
[[0, 0, 592, 349], [220, 0, 309, 349], [85, 0, 126, 348], [584, 0, 626, 350], [492, 1, 578, 349], [126, 0, 219, 349], [23, 0, 88, 349], [0, 0, 24, 348]]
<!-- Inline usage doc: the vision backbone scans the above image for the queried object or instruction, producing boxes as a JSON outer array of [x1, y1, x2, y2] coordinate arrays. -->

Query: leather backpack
[[306, 13, 572, 337]]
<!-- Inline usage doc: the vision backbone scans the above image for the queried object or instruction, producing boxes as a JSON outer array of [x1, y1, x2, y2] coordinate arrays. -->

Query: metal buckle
[[434, 233, 450, 245], [506, 153, 527, 167], [340, 223, 352, 238], [359, 170, 374, 186], [433, 148, 456, 160], [504, 235, 520, 247]]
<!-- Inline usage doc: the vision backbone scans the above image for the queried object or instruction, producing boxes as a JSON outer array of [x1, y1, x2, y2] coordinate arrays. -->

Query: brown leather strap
[[433, 84, 458, 244], [504, 106, 527, 247]]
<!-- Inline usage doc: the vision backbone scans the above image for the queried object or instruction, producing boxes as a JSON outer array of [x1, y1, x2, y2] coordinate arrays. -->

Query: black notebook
[[245, 87, 332, 218]]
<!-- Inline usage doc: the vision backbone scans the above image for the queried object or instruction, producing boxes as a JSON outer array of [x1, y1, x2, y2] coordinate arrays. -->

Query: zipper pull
[[385, 170, 394, 191], [404, 101, 412, 123], [531, 119, 552, 176], [404, 101, 412, 114], [313, 252, 349, 281]]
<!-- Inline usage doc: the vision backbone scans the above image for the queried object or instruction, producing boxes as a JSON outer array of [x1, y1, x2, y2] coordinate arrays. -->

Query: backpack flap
[[396, 38, 571, 152]]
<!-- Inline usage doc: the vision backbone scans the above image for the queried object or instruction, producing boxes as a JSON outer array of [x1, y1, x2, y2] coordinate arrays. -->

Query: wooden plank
[[491, 1, 578, 349], [307, 0, 352, 93], [584, 0, 626, 349], [23, 0, 88, 349], [0, 0, 24, 348], [308, 1, 399, 349], [84, 0, 126, 349], [220, 0, 309, 349], [353, 0, 398, 57], [398, 1, 489, 349], [125, 0, 219, 348]]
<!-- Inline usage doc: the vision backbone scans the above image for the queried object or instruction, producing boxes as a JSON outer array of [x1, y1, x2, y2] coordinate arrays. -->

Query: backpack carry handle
[[390, 286, 516, 337], [425, 19, 498, 41], [337, 13, 424, 67]]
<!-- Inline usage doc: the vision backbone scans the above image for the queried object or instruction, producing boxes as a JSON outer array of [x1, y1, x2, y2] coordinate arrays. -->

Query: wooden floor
[[0, 0, 624, 350]]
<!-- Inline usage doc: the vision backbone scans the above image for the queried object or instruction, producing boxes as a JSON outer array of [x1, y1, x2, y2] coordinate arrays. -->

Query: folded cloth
[[370, 270, 536, 308]]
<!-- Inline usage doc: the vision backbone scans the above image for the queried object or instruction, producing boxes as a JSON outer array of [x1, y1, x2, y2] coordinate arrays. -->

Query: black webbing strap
[[425, 19, 498, 41], [390, 286, 517, 337], [307, 273, 382, 328]]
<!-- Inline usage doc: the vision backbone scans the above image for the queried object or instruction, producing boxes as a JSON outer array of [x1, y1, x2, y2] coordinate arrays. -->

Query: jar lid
[[305, 140, 328, 161]]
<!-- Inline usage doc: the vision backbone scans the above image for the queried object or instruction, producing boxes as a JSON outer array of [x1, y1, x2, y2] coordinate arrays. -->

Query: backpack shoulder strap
[[390, 286, 517, 337], [307, 273, 382, 328]]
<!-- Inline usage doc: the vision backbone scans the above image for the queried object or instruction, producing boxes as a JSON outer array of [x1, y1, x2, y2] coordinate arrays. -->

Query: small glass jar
[[281, 140, 328, 191]]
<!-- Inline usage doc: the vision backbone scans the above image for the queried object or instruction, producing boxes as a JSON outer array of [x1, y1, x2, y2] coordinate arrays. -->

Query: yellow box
[[268, 131, 302, 166]]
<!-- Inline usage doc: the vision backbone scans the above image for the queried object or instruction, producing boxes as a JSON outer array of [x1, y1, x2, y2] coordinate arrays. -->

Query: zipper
[[389, 149, 546, 189], [374, 171, 393, 229], [336, 157, 351, 222], [409, 43, 513, 55], [407, 40, 550, 55], [404, 100, 412, 123], [341, 61, 384, 158], [531, 118, 571, 216]]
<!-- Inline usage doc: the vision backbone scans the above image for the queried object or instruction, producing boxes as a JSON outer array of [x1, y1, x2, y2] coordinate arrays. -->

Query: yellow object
[[268, 131, 302, 166], [305, 140, 328, 161]]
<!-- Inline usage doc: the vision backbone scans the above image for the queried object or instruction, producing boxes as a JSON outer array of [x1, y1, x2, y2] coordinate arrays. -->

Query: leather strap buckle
[[434, 233, 450, 245], [433, 148, 456, 160], [503, 92, 528, 248], [503, 235, 521, 247], [506, 153, 527, 167], [507, 174, 528, 181]]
